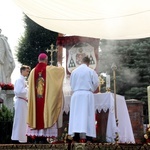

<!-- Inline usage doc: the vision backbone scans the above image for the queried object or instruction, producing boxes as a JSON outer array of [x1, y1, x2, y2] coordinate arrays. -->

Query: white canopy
[[13, 0, 150, 40]]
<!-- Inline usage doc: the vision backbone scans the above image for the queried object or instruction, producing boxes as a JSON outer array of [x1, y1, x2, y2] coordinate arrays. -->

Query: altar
[[63, 92, 135, 143]]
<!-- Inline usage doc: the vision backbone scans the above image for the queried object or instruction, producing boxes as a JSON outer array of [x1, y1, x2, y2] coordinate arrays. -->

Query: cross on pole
[[46, 44, 58, 65]]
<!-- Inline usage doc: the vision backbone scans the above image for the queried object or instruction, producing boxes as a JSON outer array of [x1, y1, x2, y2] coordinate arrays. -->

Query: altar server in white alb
[[68, 56, 99, 143], [11, 65, 30, 143]]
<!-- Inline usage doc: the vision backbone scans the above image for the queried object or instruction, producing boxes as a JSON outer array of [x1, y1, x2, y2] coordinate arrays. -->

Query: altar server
[[11, 65, 30, 143], [68, 56, 99, 143]]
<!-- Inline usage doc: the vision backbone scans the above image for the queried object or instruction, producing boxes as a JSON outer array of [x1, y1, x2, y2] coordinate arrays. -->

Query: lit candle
[[106, 75, 110, 88]]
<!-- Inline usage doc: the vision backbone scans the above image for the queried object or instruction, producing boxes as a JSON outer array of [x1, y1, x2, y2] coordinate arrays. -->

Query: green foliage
[[0, 105, 13, 143], [0, 104, 13, 121], [16, 15, 58, 69]]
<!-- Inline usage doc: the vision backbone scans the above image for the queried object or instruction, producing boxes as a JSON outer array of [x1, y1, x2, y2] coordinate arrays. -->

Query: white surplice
[[68, 64, 99, 138], [26, 123, 57, 137], [11, 75, 28, 143]]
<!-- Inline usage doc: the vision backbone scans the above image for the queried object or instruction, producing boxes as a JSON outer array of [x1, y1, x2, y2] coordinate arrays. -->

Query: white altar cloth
[[64, 92, 135, 143]]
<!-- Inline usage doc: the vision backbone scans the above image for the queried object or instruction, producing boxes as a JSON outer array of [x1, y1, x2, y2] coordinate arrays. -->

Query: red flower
[[0, 83, 14, 90]]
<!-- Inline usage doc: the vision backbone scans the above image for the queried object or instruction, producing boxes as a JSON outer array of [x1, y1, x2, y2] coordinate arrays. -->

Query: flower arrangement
[[144, 124, 150, 144], [0, 83, 14, 90]]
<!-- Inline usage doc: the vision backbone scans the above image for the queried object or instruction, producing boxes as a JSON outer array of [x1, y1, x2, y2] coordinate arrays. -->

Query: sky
[[0, 0, 25, 83], [0, 0, 66, 84]]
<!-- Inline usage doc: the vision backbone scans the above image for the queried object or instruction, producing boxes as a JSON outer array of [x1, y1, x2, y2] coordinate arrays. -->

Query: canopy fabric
[[56, 36, 99, 47], [13, 0, 150, 40]]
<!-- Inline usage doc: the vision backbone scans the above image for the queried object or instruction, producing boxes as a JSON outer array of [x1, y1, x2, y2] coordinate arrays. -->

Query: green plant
[[0, 104, 13, 121], [0, 104, 13, 143]]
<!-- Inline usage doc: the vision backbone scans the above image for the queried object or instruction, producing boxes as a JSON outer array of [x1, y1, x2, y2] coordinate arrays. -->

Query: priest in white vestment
[[68, 56, 99, 142], [11, 65, 30, 143]]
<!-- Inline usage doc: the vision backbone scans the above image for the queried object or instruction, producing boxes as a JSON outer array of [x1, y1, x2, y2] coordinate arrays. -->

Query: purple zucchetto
[[38, 53, 48, 60]]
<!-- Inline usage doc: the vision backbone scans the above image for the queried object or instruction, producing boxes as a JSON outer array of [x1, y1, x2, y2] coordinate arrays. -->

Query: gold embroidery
[[36, 72, 44, 98]]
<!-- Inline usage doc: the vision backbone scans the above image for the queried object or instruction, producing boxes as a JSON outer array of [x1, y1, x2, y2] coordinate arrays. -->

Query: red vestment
[[34, 62, 46, 129]]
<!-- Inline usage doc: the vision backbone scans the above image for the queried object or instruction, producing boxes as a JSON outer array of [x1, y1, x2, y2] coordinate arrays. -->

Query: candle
[[106, 75, 110, 88], [147, 86, 150, 124]]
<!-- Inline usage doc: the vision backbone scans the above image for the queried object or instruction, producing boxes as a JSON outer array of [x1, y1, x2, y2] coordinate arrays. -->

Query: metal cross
[[46, 44, 58, 65], [98, 75, 105, 93]]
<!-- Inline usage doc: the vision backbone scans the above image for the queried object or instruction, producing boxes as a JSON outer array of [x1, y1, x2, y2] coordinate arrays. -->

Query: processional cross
[[46, 44, 58, 65]]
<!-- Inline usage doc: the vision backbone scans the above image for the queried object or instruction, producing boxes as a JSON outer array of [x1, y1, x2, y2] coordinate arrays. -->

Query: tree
[[16, 15, 58, 69], [99, 38, 150, 105]]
